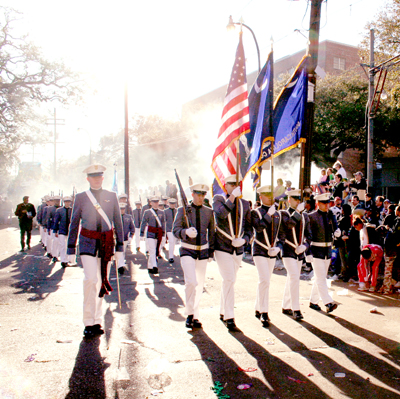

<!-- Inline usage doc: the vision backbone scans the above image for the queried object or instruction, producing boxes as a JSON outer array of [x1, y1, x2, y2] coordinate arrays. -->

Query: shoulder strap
[[85, 190, 112, 230], [150, 208, 162, 227]]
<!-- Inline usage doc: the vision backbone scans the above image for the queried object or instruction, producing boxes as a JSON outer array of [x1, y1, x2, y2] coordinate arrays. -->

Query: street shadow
[[65, 337, 110, 399], [332, 315, 400, 366], [228, 329, 332, 398], [297, 320, 400, 397]]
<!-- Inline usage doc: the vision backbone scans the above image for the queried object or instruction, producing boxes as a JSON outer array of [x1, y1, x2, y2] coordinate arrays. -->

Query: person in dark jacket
[[15, 196, 36, 251], [335, 204, 352, 281]]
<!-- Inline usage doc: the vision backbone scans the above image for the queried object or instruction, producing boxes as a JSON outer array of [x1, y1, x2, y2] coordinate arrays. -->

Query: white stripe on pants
[[180, 256, 208, 319], [135, 227, 141, 249], [310, 257, 333, 305], [215, 250, 242, 320], [254, 256, 276, 313], [58, 234, 76, 263], [81, 255, 111, 326], [146, 238, 157, 268], [167, 232, 176, 259], [282, 257, 303, 311]]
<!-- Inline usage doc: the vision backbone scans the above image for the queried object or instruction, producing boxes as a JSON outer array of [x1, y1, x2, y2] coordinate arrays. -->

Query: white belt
[[284, 239, 297, 249], [216, 226, 243, 241], [181, 242, 209, 251], [254, 238, 270, 251], [311, 242, 332, 247]]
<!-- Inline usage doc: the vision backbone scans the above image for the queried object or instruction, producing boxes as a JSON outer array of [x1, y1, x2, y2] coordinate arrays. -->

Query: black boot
[[261, 313, 270, 327], [186, 315, 194, 328]]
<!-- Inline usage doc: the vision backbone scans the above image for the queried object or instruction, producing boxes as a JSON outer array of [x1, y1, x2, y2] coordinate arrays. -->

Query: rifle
[[174, 169, 191, 228]]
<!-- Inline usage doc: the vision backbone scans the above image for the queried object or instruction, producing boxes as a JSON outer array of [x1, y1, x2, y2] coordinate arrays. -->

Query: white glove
[[295, 244, 307, 255], [306, 255, 313, 263], [186, 227, 198, 238], [296, 202, 305, 213], [268, 247, 280, 257], [114, 251, 124, 263], [267, 205, 276, 216], [208, 258, 213, 263], [231, 187, 242, 198], [232, 237, 246, 247], [334, 228, 341, 238]]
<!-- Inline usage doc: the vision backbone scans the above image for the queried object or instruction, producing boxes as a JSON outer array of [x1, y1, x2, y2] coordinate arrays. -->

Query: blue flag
[[239, 52, 274, 183], [273, 55, 308, 157], [112, 168, 118, 194]]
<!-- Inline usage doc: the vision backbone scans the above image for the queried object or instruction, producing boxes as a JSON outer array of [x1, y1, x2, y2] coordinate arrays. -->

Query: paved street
[[1, 222, 400, 399]]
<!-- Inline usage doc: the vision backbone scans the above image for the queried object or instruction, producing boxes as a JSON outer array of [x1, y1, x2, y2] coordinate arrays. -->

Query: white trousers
[[81, 255, 111, 326], [180, 256, 208, 319], [58, 234, 76, 263], [51, 231, 60, 257], [118, 241, 129, 267], [135, 227, 141, 249], [161, 235, 166, 249], [254, 256, 276, 313], [282, 257, 303, 311], [39, 226, 45, 243], [310, 257, 333, 305], [167, 232, 176, 259], [47, 231, 54, 255], [215, 250, 243, 320], [42, 228, 47, 246], [146, 238, 157, 268]]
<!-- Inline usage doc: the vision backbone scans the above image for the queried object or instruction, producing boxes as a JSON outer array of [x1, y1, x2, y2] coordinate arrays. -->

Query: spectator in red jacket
[[357, 244, 384, 292]]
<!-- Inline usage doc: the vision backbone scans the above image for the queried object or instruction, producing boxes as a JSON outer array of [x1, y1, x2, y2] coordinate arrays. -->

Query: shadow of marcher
[[227, 329, 332, 398], [296, 320, 400, 397], [65, 337, 110, 399]]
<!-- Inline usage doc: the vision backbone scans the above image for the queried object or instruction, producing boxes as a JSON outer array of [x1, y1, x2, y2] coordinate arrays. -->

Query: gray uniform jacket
[[67, 188, 124, 256], [279, 208, 312, 260], [36, 203, 46, 225], [165, 207, 177, 232], [122, 213, 135, 241], [141, 204, 151, 218], [132, 208, 142, 228], [46, 206, 59, 231], [212, 194, 252, 255], [251, 205, 283, 258], [140, 208, 165, 239], [173, 203, 215, 260], [308, 209, 338, 259]]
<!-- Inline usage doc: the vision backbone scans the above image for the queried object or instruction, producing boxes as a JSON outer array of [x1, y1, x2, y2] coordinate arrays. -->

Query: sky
[[3, 0, 389, 188]]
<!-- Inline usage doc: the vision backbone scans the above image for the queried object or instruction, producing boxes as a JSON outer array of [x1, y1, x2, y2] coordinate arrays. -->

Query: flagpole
[[270, 43, 275, 240], [235, 142, 240, 238]]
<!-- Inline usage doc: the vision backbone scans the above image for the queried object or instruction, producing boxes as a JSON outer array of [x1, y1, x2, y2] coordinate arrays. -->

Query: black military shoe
[[52, 257, 58, 263], [219, 314, 224, 321], [326, 302, 338, 313], [83, 326, 95, 338], [261, 313, 270, 327], [118, 267, 125, 275], [148, 268, 156, 274], [61, 262, 69, 268], [225, 318, 238, 331], [169, 258, 174, 264], [153, 267, 159, 274], [93, 324, 104, 335], [27, 245, 31, 250], [255, 310, 261, 319], [193, 319, 202, 328], [293, 310, 304, 321], [46, 253, 52, 259], [19, 248, 25, 252], [186, 315, 194, 328], [282, 308, 293, 316], [309, 303, 322, 311]]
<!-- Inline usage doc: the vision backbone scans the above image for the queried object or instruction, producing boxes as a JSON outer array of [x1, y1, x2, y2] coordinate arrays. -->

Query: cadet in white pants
[[165, 198, 178, 263]]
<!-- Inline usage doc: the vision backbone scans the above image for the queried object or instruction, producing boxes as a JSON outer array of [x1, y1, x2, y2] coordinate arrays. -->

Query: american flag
[[211, 32, 250, 191]]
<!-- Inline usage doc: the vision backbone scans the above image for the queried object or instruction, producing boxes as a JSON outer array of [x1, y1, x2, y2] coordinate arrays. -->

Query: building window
[[333, 57, 345, 70]]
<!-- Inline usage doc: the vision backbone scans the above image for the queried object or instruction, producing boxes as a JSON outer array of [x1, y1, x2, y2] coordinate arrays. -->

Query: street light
[[227, 15, 261, 73], [77, 128, 92, 165]]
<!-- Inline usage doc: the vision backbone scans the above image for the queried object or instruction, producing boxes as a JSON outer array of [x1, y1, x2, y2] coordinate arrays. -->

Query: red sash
[[148, 226, 163, 257]]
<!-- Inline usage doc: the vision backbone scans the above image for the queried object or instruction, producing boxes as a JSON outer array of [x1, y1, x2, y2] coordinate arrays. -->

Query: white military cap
[[119, 202, 127, 209], [286, 189, 302, 197], [257, 185, 272, 194], [83, 164, 106, 176], [44, 195, 50, 201], [190, 183, 209, 193], [161, 195, 169, 200], [158, 202, 165, 206], [63, 196, 72, 202], [134, 201, 142, 205], [118, 193, 128, 199], [314, 192, 332, 202], [168, 198, 177, 203], [52, 195, 62, 200], [150, 196, 160, 202], [225, 174, 241, 184]]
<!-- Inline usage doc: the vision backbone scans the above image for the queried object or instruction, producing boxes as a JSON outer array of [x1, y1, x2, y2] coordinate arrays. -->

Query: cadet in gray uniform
[[165, 198, 178, 263], [279, 189, 312, 321], [251, 185, 282, 327], [36, 197, 47, 246], [173, 183, 215, 328], [132, 201, 142, 252], [67, 164, 124, 338], [213, 174, 252, 331], [118, 202, 135, 274], [140, 196, 165, 274], [308, 192, 340, 313], [46, 195, 61, 262], [158, 201, 167, 252]]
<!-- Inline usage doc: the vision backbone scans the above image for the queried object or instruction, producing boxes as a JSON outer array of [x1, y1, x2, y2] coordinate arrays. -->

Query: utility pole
[[124, 84, 129, 197], [302, 0, 323, 188], [367, 29, 375, 193], [46, 108, 65, 180]]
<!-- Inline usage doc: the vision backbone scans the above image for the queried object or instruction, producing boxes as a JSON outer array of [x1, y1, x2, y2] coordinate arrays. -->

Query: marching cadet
[[251, 185, 282, 327], [140, 196, 165, 274], [118, 202, 135, 275], [213, 174, 252, 331], [67, 164, 124, 339], [42, 196, 52, 253], [53, 196, 74, 267], [280, 189, 312, 321], [161, 195, 170, 209], [44, 196, 55, 259], [47, 195, 62, 262], [308, 192, 341, 313], [36, 197, 47, 246], [158, 200, 167, 252], [165, 198, 178, 263], [141, 197, 151, 254], [132, 201, 142, 253], [118, 193, 132, 215], [173, 183, 215, 329]]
